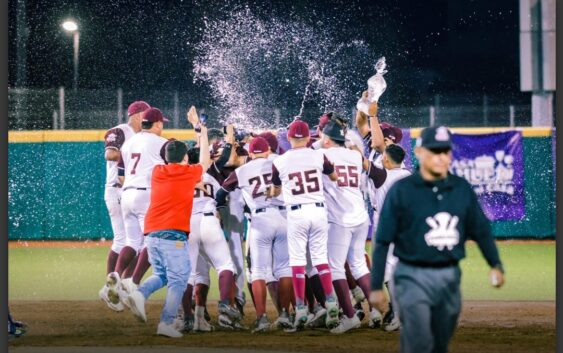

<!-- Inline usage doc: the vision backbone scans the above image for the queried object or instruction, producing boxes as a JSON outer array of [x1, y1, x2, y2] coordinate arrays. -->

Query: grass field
[[8, 240, 555, 302]]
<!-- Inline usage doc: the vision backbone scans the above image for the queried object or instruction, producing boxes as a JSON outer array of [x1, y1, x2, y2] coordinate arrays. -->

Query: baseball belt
[[254, 206, 286, 214], [289, 202, 324, 211]]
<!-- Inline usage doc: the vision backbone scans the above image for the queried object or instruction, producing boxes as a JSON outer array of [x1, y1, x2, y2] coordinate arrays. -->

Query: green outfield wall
[[8, 128, 555, 240]]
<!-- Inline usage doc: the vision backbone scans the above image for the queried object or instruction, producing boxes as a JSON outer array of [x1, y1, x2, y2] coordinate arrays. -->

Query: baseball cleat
[[382, 310, 400, 332], [290, 305, 309, 331], [218, 314, 249, 330], [121, 277, 138, 295], [105, 272, 122, 307], [368, 308, 383, 329], [218, 301, 242, 322], [330, 315, 362, 334], [193, 316, 214, 332], [252, 314, 271, 333], [235, 296, 246, 317], [182, 316, 194, 333], [99, 284, 124, 312], [126, 290, 147, 323], [325, 299, 340, 329], [305, 305, 327, 328], [354, 302, 365, 321], [273, 309, 293, 329], [157, 321, 183, 338]]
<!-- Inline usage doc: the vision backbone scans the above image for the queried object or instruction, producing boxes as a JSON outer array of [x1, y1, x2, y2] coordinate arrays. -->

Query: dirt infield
[[8, 300, 555, 353]]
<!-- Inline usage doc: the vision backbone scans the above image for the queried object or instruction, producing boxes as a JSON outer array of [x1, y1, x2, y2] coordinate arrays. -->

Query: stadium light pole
[[62, 20, 79, 91]]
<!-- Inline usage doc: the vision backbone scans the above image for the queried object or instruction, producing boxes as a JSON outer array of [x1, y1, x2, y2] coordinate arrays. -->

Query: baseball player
[[106, 107, 171, 305], [183, 121, 243, 332], [269, 119, 340, 330], [99, 100, 150, 311], [363, 143, 411, 331], [370, 126, 505, 353], [217, 136, 293, 332], [320, 119, 369, 334]]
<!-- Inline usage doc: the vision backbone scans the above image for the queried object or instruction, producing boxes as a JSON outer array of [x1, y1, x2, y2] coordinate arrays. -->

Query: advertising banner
[[450, 131, 525, 221]]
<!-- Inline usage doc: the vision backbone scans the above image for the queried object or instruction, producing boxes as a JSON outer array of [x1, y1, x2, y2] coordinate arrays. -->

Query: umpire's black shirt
[[371, 171, 503, 290]]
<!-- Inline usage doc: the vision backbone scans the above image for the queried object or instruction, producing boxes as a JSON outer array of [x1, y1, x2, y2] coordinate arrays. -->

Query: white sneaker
[[292, 305, 309, 330], [106, 272, 122, 307], [172, 317, 185, 332], [99, 285, 124, 312], [273, 309, 293, 329], [325, 300, 340, 329], [368, 308, 382, 328], [194, 306, 214, 332], [157, 322, 183, 338], [126, 290, 147, 323], [252, 314, 270, 333], [121, 277, 138, 294], [330, 315, 361, 334], [305, 305, 326, 328], [194, 316, 214, 332]]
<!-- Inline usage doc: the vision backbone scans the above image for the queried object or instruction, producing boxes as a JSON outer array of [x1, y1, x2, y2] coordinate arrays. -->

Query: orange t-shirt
[[144, 163, 203, 234]]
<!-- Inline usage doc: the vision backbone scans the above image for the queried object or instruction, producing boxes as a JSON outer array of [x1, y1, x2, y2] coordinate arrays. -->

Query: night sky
[[8, 0, 523, 102]]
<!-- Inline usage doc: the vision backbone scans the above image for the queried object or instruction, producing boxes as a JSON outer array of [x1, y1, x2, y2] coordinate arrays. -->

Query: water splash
[[193, 6, 375, 129]]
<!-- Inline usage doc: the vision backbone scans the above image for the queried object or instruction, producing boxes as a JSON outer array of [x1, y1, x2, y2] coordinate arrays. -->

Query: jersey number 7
[[130, 153, 141, 175]]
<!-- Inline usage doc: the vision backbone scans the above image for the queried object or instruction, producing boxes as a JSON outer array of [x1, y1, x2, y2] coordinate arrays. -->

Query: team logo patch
[[435, 126, 450, 142], [106, 133, 117, 143], [424, 212, 459, 251]]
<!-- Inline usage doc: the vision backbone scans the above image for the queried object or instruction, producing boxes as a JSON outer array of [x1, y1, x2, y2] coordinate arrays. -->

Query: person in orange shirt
[[125, 106, 212, 338]]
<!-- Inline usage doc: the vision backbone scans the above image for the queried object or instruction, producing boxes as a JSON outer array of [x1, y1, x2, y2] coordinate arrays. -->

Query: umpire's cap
[[417, 126, 452, 149]]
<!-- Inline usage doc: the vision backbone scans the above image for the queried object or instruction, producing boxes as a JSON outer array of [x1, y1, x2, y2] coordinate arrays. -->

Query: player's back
[[273, 147, 329, 206], [235, 157, 283, 211], [192, 172, 221, 214], [322, 147, 368, 227], [105, 123, 135, 187], [121, 131, 168, 189]]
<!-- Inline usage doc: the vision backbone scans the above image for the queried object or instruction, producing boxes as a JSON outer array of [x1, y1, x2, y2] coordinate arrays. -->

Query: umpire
[[369, 126, 505, 353]]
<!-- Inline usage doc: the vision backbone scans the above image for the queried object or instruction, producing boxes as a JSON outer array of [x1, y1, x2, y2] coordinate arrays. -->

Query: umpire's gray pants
[[393, 262, 462, 353]]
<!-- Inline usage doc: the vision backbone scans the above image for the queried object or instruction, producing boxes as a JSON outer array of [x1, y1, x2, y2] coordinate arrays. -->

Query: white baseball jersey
[[192, 172, 222, 214], [104, 123, 135, 187], [120, 131, 168, 189], [272, 147, 334, 206], [373, 167, 411, 216], [322, 147, 368, 227], [222, 157, 284, 211]]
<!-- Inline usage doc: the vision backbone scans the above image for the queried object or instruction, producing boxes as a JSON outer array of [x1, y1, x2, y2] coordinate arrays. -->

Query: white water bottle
[[356, 57, 388, 115]]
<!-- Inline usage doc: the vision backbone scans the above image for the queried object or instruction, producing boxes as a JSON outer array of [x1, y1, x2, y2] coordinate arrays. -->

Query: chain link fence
[[8, 87, 534, 131]]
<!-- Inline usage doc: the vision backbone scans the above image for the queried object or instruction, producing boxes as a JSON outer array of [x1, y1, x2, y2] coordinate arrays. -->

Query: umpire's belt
[[254, 206, 286, 214], [289, 202, 324, 211], [203, 212, 215, 217], [400, 259, 459, 268]]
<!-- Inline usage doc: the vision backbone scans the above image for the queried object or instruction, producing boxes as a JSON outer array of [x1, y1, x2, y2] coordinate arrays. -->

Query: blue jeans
[[138, 234, 190, 324]]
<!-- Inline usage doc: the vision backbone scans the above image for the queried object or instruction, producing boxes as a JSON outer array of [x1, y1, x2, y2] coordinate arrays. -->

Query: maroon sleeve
[[368, 162, 387, 188], [272, 164, 281, 186], [104, 128, 126, 150], [322, 154, 335, 175], [207, 163, 224, 184], [117, 154, 125, 176], [222, 171, 239, 192]]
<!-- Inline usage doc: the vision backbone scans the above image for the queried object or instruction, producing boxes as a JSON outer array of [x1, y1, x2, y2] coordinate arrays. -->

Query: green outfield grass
[[8, 241, 555, 301]]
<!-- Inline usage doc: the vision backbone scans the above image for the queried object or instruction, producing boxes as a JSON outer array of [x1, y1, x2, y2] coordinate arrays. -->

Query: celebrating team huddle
[[99, 84, 502, 351]]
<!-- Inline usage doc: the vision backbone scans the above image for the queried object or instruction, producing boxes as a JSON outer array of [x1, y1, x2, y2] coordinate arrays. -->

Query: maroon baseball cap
[[249, 136, 270, 154], [380, 122, 403, 143], [258, 132, 279, 152], [127, 101, 151, 117], [288, 120, 310, 139], [142, 108, 169, 123]]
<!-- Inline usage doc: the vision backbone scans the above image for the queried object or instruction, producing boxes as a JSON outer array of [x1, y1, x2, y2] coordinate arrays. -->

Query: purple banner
[[399, 128, 412, 170], [450, 131, 525, 221]]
